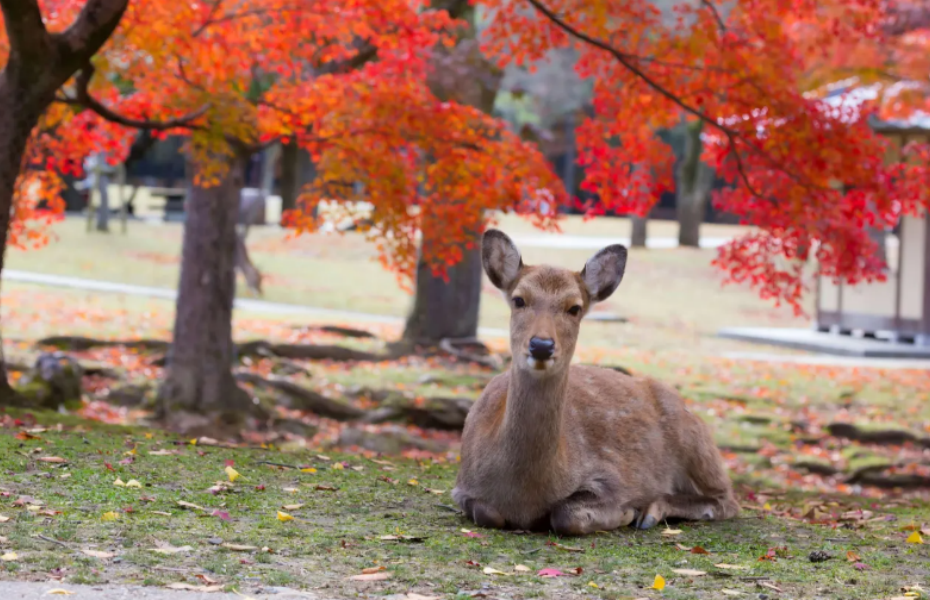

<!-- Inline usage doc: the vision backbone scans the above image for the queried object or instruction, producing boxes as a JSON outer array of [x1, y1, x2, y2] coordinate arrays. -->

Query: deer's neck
[[501, 367, 569, 463]]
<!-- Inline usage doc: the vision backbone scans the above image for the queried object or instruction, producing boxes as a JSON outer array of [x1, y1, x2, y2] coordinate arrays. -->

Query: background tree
[[479, 0, 923, 312]]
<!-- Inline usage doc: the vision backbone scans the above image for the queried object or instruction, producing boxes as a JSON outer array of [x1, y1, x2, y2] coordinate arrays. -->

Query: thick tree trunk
[[403, 239, 483, 344], [158, 150, 250, 424], [676, 120, 714, 248], [0, 92, 41, 406], [631, 214, 648, 248], [279, 139, 299, 219]]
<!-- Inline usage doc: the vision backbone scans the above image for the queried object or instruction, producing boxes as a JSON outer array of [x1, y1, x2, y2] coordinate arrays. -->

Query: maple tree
[[474, 0, 929, 313], [63, 0, 564, 421], [0, 0, 131, 406]]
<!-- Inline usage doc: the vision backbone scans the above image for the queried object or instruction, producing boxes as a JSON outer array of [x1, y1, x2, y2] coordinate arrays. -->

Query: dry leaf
[[483, 567, 508, 575], [221, 544, 258, 552], [650, 574, 666, 591], [80, 549, 116, 559], [165, 583, 224, 592], [362, 566, 385, 574], [316, 454, 331, 461], [277, 511, 294, 522], [315, 485, 337, 491], [758, 582, 783, 593], [282, 487, 299, 493], [715, 563, 750, 570], [150, 545, 193, 554], [661, 528, 683, 537], [225, 466, 240, 482], [300, 467, 317, 473], [721, 590, 742, 596], [177, 501, 206, 511], [905, 532, 924, 544], [349, 572, 390, 581], [332, 463, 344, 471], [407, 479, 419, 486], [44, 589, 75, 595], [196, 574, 220, 584], [125, 480, 142, 488], [550, 542, 584, 553], [150, 511, 172, 516], [400, 594, 438, 600], [148, 449, 181, 456], [38, 457, 66, 464], [0, 515, 10, 523], [513, 565, 530, 572], [672, 568, 707, 576], [100, 512, 120, 521], [1, 552, 18, 561], [282, 504, 305, 510], [113, 478, 125, 487], [846, 550, 861, 562], [691, 546, 711, 554]]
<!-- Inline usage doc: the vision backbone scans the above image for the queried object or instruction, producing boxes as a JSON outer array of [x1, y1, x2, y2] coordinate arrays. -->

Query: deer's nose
[[528, 337, 555, 360]]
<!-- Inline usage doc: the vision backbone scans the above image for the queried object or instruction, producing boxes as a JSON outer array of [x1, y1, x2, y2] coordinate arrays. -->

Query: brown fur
[[452, 230, 739, 535]]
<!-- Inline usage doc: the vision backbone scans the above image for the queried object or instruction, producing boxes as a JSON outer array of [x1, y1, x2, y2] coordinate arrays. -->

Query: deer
[[452, 229, 739, 535]]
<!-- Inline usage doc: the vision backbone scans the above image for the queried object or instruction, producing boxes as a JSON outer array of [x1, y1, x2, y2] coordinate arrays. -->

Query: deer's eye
[[568, 305, 582, 316], [512, 296, 526, 308]]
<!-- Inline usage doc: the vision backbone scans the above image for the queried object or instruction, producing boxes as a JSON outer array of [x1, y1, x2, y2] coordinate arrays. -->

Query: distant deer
[[452, 229, 739, 535]]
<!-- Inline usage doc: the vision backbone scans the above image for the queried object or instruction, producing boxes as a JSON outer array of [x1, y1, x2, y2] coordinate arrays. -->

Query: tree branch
[[700, 0, 727, 34], [53, 0, 129, 73], [0, 0, 51, 68], [69, 64, 208, 131]]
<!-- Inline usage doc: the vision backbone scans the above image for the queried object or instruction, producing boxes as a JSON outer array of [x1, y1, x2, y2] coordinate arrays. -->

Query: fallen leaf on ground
[[212, 510, 231, 521], [905, 532, 923, 544], [672, 569, 707, 576], [349, 572, 390, 581], [758, 582, 783, 593], [300, 467, 316, 473], [221, 544, 258, 551], [846, 550, 861, 562], [150, 545, 193, 554], [400, 594, 438, 600], [661, 528, 683, 537], [537, 568, 564, 577], [225, 466, 240, 482], [113, 478, 125, 487], [1, 552, 18, 561], [483, 567, 508, 575], [379, 535, 426, 542], [196, 574, 220, 584], [549, 541, 584, 553], [362, 566, 385, 574], [277, 511, 294, 522], [165, 583, 224, 592], [44, 589, 75, 595], [177, 501, 206, 511], [514, 565, 530, 572], [691, 546, 710, 554], [150, 511, 172, 516], [38, 457, 66, 464], [0, 515, 9, 523], [80, 549, 116, 559], [315, 485, 337, 491], [721, 590, 742, 596], [282, 504, 305, 510], [650, 574, 666, 590], [715, 564, 750, 570], [125, 480, 142, 488], [100, 512, 120, 521], [148, 449, 181, 456]]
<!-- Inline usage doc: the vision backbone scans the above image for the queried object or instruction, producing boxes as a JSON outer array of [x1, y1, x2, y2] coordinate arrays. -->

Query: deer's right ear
[[482, 229, 523, 291]]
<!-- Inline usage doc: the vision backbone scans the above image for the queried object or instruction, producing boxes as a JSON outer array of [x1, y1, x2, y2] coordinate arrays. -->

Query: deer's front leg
[[452, 487, 506, 529], [550, 497, 636, 536]]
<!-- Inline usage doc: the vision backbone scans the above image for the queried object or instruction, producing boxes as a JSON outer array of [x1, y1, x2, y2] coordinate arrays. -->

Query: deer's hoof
[[635, 512, 658, 530]]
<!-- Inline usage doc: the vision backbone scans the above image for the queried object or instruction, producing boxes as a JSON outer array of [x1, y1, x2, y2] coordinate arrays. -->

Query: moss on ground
[[0, 412, 926, 599]]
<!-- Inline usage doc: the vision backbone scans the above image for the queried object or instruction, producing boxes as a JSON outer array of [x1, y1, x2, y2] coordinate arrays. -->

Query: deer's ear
[[482, 229, 523, 291], [581, 244, 627, 303]]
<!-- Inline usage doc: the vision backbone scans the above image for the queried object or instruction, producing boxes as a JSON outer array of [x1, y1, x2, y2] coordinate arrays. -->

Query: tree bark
[[631, 214, 648, 248], [95, 155, 110, 232], [279, 138, 299, 219], [676, 120, 714, 248], [157, 150, 250, 422], [0, 0, 129, 407]]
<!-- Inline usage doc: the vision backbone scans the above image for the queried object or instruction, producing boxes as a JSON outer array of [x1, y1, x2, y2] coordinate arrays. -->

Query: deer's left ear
[[581, 245, 627, 303]]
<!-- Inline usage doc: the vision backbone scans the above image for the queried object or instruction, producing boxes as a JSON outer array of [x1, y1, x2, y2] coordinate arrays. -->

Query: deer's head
[[482, 229, 627, 377]]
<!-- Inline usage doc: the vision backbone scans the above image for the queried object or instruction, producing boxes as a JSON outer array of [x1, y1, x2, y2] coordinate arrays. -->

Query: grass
[[0, 413, 927, 599]]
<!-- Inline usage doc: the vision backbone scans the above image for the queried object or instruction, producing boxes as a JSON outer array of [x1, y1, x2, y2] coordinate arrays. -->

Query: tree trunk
[[95, 157, 110, 232], [158, 150, 250, 425], [0, 91, 42, 406], [676, 120, 714, 248], [279, 138, 299, 220], [631, 214, 648, 248], [403, 238, 483, 344]]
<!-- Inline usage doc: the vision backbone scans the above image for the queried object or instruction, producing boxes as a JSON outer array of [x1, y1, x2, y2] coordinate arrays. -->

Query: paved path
[[0, 581, 323, 599], [2, 269, 510, 338]]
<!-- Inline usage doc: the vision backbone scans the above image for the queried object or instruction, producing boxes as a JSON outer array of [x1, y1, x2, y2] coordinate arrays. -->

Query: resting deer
[[452, 229, 739, 535]]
